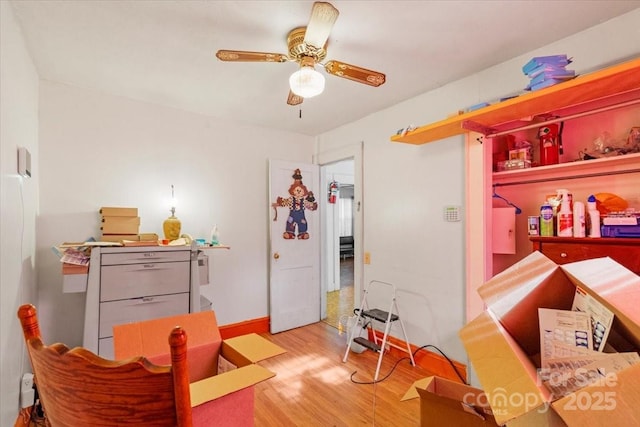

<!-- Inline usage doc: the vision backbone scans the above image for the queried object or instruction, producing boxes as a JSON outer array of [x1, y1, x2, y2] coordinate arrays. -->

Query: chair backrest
[[18, 304, 193, 427]]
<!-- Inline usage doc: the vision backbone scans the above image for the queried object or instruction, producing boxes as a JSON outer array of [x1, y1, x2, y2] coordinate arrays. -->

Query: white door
[[269, 159, 320, 333]]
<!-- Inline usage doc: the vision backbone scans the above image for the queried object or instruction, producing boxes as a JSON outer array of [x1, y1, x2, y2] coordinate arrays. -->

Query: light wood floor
[[254, 321, 433, 426], [323, 258, 355, 329]]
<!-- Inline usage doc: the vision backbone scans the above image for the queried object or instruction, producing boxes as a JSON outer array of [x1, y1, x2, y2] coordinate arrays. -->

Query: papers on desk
[[58, 241, 123, 248], [54, 240, 123, 266], [60, 248, 90, 266]]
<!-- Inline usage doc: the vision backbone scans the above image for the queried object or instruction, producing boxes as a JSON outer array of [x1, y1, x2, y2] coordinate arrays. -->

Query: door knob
[[274, 253, 280, 259]]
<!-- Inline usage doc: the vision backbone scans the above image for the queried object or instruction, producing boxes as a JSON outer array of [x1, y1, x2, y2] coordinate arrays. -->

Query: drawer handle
[[142, 253, 156, 258], [560, 252, 568, 258], [142, 297, 154, 303], [143, 264, 156, 269]]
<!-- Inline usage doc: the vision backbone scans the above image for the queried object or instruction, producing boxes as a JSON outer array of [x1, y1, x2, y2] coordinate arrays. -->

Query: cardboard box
[[101, 216, 140, 235], [459, 252, 640, 426], [139, 232, 159, 241], [403, 376, 498, 426], [509, 147, 533, 162], [99, 206, 138, 217], [99, 234, 139, 242], [113, 311, 285, 425]]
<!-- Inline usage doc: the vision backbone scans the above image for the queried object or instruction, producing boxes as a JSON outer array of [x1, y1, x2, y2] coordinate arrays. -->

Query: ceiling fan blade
[[287, 91, 304, 106], [303, 2, 339, 49], [216, 50, 288, 63], [324, 60, 386, 87]]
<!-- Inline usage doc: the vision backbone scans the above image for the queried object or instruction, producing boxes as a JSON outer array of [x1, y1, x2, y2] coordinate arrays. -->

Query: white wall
[[318, 111, 468, 363], [316, 9, 640, 368], [36, 81, 315, 346], [0, 2, 40, 425]]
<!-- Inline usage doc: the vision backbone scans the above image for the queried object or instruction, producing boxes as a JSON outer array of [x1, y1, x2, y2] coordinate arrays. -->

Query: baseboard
[[369, 330, 467, 384], [218, 316, 270, 339]]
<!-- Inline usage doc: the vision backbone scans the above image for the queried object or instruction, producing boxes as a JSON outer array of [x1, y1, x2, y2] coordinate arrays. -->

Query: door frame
[[314, 142, 363, 320]]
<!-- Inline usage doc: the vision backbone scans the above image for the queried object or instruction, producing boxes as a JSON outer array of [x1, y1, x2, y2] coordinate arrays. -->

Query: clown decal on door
[[272, 168, 318, 239]]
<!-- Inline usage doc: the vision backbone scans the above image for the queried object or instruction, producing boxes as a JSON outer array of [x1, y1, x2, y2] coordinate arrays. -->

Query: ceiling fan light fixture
[[289, 65, 325, 98]]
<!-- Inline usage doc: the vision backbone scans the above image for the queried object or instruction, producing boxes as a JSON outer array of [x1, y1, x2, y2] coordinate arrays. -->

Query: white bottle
[[587, 195, 601, 238], [557, 189, 573, 237], [573, 201, 585, 237]]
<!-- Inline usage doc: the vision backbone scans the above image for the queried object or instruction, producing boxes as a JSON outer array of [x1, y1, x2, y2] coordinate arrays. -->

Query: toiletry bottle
[[573, 201, 586, 237], [556, 189, 573, 237], [210, 225, 220, 246], [540, 202, 554, 236], [587, 195, 601, 238]]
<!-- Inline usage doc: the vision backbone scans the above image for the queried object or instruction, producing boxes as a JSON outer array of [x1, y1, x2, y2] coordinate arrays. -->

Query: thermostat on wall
[[444, 205, 461, 222], [18, 147, 31, 178]]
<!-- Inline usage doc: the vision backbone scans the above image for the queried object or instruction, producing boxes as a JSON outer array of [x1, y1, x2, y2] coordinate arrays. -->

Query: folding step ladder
[[342, 280, 415, 381]]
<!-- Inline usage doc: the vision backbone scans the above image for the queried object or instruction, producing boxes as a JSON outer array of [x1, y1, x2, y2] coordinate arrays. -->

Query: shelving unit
[[390, 57, 640, 145], [389, 55, 640, 426], [390, 56, 640, 322], [492, 152, 640, 187]]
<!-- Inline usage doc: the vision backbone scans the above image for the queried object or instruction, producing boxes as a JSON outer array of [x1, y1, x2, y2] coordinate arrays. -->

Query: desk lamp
[[163, 185, 181, 241]]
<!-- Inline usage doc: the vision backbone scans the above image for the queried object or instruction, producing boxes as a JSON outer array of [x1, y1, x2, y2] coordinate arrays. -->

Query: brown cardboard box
[[99, 206, 138, 217], [139, 232, 159, 241], [101, 216, 140, 235], [99, 234, 139, 242], [113, 311, 285, 424], [403, 376, 498, 426], [459, 252, 640, 426]]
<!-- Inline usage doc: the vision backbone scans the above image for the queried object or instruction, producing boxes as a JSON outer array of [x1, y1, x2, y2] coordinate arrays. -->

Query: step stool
[[342, 280, 415, 381]]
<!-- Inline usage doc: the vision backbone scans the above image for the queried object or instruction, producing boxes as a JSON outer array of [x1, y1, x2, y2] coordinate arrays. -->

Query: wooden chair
[[18, 304, 193, 426]]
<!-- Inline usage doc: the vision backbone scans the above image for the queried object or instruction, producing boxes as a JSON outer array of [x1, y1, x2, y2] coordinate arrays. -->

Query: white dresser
[[82, 245, 201, 358]]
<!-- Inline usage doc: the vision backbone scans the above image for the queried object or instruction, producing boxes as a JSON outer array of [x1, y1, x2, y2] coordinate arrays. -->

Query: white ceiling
[[10, 1, 640, 136]]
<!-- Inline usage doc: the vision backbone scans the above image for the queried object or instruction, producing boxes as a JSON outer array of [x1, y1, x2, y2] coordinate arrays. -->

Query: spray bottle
[[210, 224, 220, 246], [556, 189, 573, 237], [573, 201, 586, 237], [587, 195, 601, 238]]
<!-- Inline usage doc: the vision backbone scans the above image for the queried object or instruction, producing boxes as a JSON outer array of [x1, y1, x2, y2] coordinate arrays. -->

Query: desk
[[81, 245, 199, 358]]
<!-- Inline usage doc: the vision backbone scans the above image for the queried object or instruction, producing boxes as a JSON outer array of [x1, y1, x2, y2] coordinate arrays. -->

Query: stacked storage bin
[[523, 54, 575, 91], [99, 207, 140, 241]]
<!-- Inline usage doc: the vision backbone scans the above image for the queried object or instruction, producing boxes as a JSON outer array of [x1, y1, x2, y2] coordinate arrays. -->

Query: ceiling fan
[[215, 1, 386, 106]]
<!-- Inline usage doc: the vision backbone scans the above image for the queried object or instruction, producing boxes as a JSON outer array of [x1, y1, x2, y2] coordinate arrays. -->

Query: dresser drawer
[[101, 250, 190, 266], [99, 293, 189, 338], [539, 242, 640, 274], [100, 261, 190, 301]]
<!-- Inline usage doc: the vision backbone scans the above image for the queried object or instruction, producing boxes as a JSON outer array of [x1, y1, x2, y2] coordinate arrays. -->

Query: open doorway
[[320, 159, 355, 329]]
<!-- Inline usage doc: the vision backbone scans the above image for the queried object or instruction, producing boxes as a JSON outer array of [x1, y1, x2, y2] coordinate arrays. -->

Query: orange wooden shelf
[[391, 57, 640, 145]]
